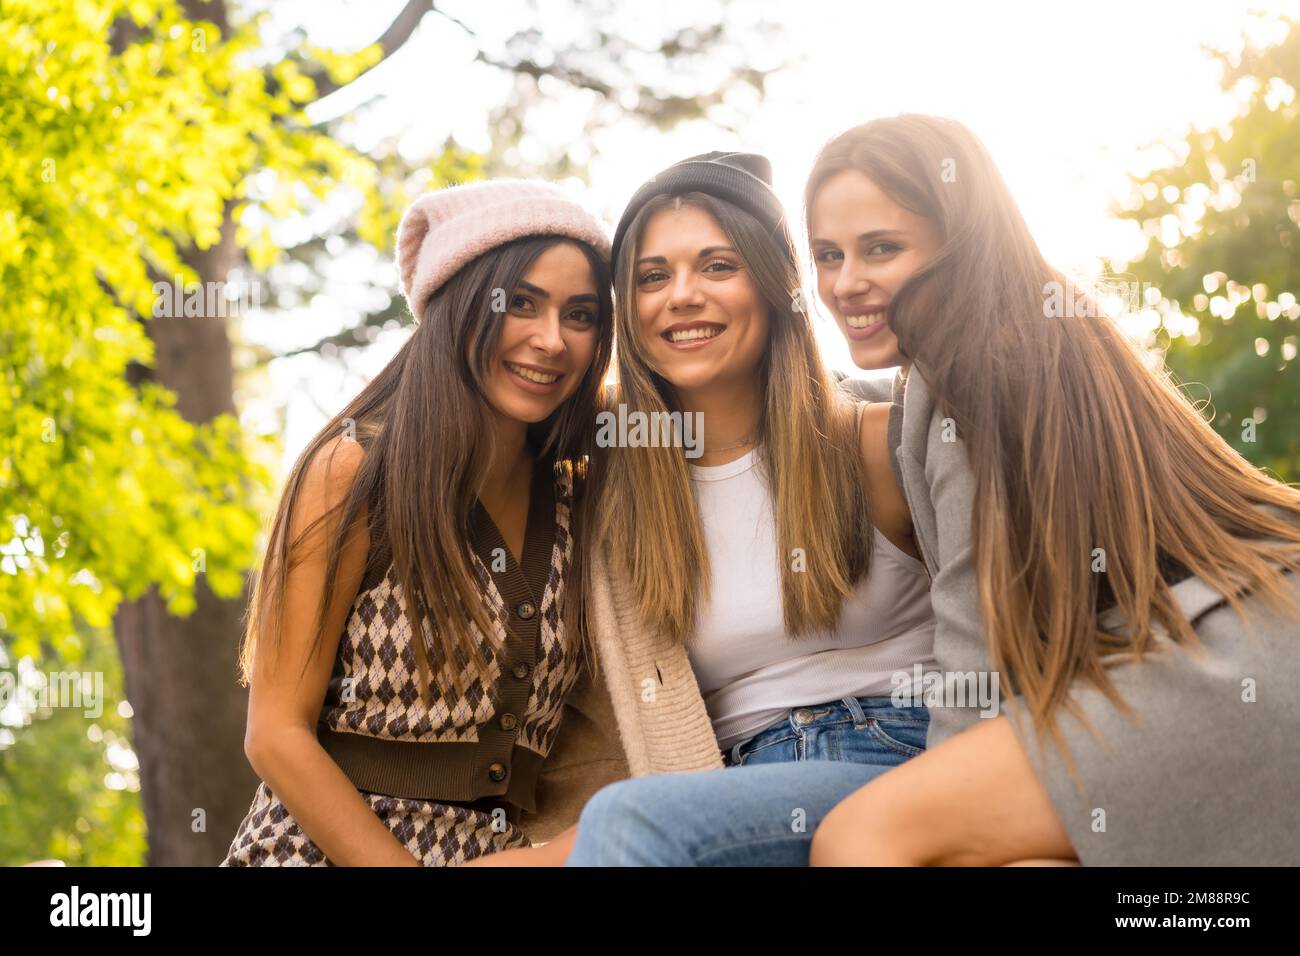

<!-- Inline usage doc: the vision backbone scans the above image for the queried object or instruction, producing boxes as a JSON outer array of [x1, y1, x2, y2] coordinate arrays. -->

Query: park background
[[1, 0, 1297, 865]]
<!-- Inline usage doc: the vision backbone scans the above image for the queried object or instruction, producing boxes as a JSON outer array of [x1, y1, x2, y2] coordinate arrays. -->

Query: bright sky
[[242, 0, 1300, 468]]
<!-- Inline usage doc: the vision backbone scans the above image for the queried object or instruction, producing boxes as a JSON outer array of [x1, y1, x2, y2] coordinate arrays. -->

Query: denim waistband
[[832, 695, 929, 722], [728, 695, 929, 764]]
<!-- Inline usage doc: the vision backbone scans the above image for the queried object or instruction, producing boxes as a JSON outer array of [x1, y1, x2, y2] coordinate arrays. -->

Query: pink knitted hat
[[396, 179, 611, 322]]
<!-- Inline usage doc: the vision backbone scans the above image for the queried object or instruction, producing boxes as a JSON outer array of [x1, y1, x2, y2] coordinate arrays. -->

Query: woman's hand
[[810, 715, 1078, 866], [459, 823, 578, 867]]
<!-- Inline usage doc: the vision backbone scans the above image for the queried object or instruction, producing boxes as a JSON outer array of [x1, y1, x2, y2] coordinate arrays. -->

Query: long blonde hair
[[596, 192, 871, 643]]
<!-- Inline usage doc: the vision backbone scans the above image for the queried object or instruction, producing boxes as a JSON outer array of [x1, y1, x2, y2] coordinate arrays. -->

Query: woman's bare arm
[[810, 714, 1078, 866], [243, 437, 420, 867], [857, 402, 921, 560]]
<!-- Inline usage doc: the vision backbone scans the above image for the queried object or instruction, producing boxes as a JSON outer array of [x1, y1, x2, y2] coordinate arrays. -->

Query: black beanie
[[610, 150, 789, 267]]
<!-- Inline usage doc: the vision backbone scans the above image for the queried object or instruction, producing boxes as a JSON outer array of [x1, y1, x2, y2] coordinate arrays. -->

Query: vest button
[[511, 662, 530, 680], [488, 762, 507, 782], [516, 601, 536, 620], [500, 713, 518, 731]]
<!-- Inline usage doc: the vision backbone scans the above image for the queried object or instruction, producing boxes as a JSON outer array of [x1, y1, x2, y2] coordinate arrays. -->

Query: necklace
[[702, 435, 757, 454]]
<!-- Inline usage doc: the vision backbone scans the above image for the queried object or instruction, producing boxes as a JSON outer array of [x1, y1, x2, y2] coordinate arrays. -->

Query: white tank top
[[687, 446, 938, 749]]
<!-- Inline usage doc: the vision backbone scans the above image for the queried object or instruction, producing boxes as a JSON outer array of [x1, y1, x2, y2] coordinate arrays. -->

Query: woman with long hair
[[807, 114, 1300, 865], [220, 179, 616, 866], [554, 152, 941, 866]]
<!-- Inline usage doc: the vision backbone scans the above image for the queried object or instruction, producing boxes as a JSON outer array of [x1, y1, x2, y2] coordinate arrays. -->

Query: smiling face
[[480, 240, 601, 425], [809, 169, 942, 370], [633, 202, 770, 396]]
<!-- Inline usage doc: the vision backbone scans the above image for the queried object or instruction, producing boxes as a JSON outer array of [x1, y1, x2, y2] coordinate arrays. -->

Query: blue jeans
[[567, 696, 928, 866]]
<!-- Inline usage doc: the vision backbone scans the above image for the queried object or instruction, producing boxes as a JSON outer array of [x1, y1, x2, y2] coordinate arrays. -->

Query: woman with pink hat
[[221, 180, 614, 866]]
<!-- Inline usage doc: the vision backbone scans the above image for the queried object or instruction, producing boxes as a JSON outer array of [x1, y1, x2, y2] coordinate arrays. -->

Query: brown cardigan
[[518, 547, 725, 842]]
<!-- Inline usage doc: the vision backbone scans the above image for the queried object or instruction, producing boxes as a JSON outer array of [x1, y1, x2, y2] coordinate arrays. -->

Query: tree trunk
[[113, 580, 256, 866], [112, 205, 258, 866]]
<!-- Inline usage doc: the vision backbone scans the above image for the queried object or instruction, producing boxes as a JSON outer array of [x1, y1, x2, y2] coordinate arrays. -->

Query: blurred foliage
[[1111, 16, 1300, 480], [7, 0, 282, 660], [0, 627, 145, 866], [0, 0, 418, 860]]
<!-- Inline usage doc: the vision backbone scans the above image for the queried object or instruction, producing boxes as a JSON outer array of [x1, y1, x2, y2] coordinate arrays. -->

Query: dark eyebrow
[[515, 282, 597, 305], [635, 245, 739, 266]]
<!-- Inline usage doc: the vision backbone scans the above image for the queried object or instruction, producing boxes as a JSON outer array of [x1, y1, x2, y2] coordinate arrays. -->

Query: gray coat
[[841, 369, 1300, 865]]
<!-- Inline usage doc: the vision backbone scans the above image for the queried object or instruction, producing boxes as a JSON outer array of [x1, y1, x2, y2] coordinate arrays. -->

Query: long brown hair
[[806, 114, 1300, 750], [239, 235, 614, 695], [598, 191, 871, 643]]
